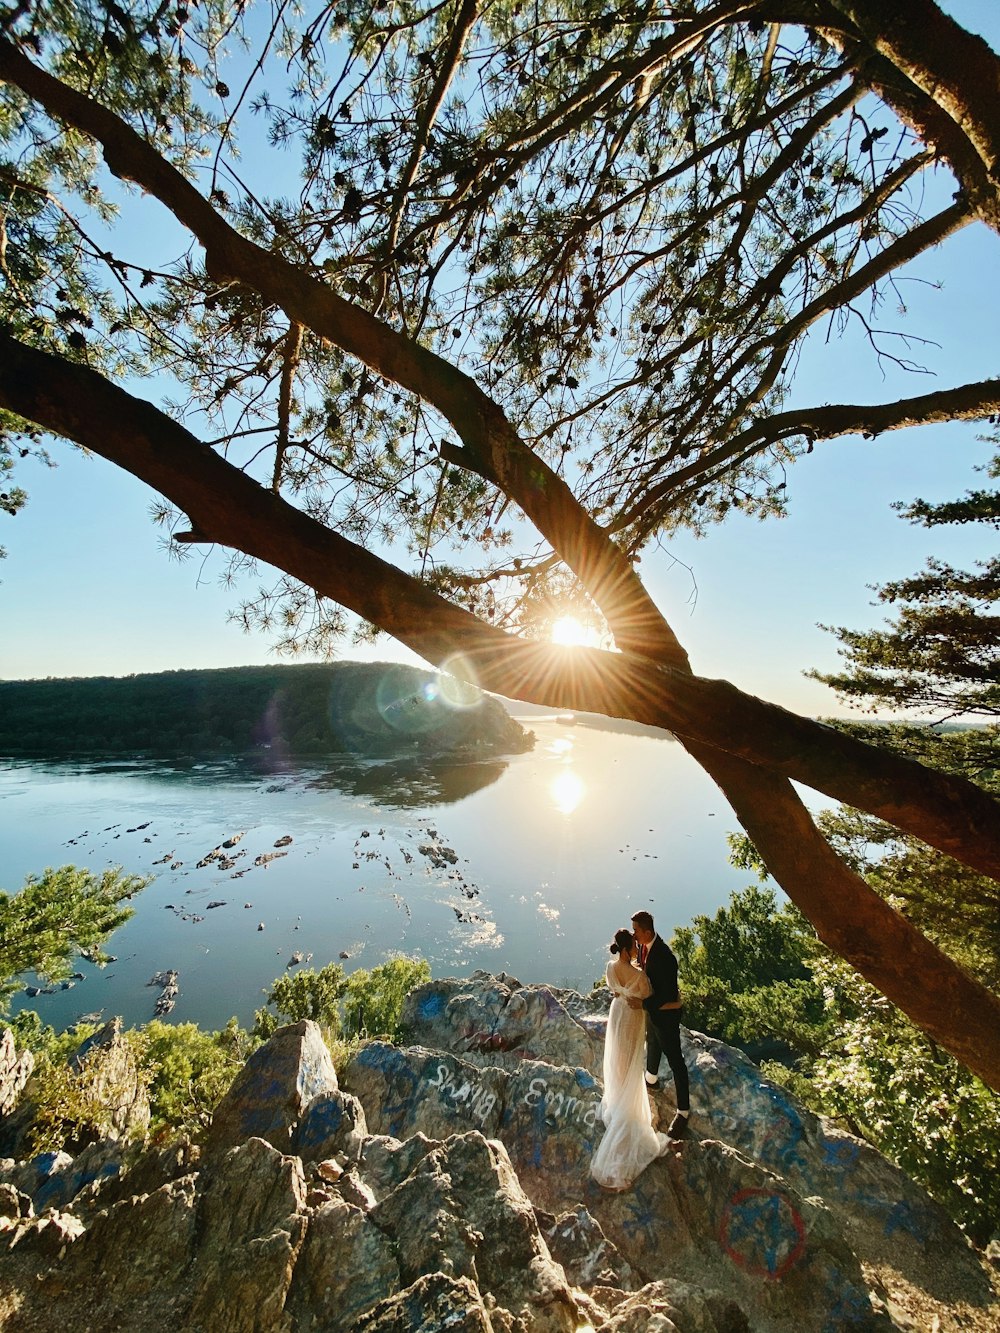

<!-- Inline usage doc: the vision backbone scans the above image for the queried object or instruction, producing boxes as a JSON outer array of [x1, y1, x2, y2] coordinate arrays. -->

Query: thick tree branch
[[826, 0, 1000, 189], [685, 740, 1000, 1093], [754, 0, 1000, 230], [2, 326, 999, 875]]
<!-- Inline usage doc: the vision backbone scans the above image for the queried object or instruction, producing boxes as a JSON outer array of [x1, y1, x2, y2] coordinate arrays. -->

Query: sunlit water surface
[[2, 718, 755, 1031]]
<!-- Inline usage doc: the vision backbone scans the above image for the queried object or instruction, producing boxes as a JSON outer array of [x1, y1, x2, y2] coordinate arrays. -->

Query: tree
[[670, 884, 827, 1056], [344, 957, 432, 1040], [752, 447, 999, 1239], [812, 441, 999, 717], [2, 1, 1000, 1082], [0, 864, 148, 1009]]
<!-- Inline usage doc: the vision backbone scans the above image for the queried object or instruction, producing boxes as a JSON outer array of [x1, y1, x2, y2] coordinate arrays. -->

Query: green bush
[[29, 1039, 151, 1154], [138, 1017, 256, 1138], [252, 962, 349, 1040], [343, 957, 431, 1041]]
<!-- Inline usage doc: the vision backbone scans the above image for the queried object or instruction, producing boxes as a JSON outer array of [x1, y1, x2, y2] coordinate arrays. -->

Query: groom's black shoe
[[667, 1112, 689, 1138], [644, 1072, 659, 1088]]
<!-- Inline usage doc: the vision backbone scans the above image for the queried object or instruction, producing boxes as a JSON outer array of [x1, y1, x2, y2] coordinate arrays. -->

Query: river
[[2, 716, 759, 1031]]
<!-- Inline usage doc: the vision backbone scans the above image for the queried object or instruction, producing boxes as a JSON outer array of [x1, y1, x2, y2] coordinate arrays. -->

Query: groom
[[629, 910, 691, 1138]]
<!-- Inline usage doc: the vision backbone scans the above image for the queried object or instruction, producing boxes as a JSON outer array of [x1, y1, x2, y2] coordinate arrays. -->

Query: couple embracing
[[590, 910, 692, 1192]]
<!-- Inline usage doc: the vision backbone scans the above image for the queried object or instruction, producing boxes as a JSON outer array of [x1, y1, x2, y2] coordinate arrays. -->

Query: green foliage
[[138, 1018, 256, 1138], [1, 0, 941, 645], [253, 962, 349, 1040], [0, 865, 147, 1011], [343, 957, 431, 1041], [10, 1008, 98, 1062], [724, 785, 1000, 1240], [801, 957, 1000, 1244], [670, 885, 821, 1053], [17, 953, 435, 1156], [29, 1038, 152, 1155], [251, 955, 433, 1043]]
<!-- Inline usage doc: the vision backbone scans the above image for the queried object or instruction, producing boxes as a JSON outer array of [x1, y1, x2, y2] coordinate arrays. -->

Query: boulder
[[69, 1018, 151, 1141], [499, 1058, 605, 1211], [296, 1088, 367, 1164], [287, 1194, 400, 1327], [342, 1042, 507, 1142], [541, 1204, 639, 1291], [356, 1131, 443, 1203], [0, 972, 996, 1333], [208, 1019, 338, 1154], [29, 1140, 123, 1213], [59, 1174, 200, 1315], [404, 975, 601, 1073], [352, 1272, 495, 1333], [682, 1030, 991, 1306], [187, 1136, 308, 1332], [594, 1278, 751, 1332], [369, 1130, 586, 1332]]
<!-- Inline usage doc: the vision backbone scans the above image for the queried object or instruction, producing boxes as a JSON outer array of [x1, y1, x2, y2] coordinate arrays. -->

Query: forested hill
[[0, 663, 534, 758]]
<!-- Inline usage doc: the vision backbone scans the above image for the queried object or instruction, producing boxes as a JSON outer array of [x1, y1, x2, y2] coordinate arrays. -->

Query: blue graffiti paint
[[417, 991, 447, 1021], [820, 1136, 861, 1170], [884, 1199, 928, 1242], [33, 1159, 120, 1212], [621, 1184, 658, 1246], [297, 1094, 346, 1151], [821, 1269, 876, 1330], [720, 1189, 806, 1280]]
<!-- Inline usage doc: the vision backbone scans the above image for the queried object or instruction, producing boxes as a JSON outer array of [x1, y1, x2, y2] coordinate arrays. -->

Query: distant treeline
[[0, 663, 533, 758]]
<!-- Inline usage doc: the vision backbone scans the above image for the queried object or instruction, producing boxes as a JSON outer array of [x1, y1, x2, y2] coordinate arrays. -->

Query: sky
[[2, 1, 998, 720]]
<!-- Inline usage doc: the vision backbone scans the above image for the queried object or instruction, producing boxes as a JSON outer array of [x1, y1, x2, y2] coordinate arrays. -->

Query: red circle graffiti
[[719, 1187, 806, 1280]]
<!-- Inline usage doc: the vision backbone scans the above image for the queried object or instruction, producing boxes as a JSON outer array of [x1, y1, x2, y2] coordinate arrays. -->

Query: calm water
[[1, 718, 755, 1031]]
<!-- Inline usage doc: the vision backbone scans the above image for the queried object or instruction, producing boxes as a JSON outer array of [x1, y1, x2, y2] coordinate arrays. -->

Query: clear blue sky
[[2, 2, 997, 719]]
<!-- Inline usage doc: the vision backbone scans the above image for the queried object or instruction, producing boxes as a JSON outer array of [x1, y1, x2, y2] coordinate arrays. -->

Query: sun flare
[[551, 615, 596, 648]]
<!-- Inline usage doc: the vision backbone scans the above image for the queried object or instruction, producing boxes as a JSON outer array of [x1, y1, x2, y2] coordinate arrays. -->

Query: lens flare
[[437, 655, 482, 709]]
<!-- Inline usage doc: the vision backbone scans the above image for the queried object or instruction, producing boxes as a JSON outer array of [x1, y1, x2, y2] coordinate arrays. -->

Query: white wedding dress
[[590, 959, 669, 1190]]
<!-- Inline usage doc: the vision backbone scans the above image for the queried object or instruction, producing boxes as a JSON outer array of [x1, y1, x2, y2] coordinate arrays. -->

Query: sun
[[551, 615, 595, 648]]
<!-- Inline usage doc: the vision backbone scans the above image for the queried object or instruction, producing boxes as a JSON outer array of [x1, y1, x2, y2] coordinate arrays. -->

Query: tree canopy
[[0, 864, 148, 1010], [2, 0, 1000, 1084]]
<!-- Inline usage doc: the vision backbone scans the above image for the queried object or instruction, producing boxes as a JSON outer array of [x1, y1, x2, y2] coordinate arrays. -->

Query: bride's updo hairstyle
[[609, 928, 633, 956]]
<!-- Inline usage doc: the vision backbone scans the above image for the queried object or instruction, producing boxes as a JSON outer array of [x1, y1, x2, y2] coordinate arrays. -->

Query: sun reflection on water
[[550, 767, 585, 815]]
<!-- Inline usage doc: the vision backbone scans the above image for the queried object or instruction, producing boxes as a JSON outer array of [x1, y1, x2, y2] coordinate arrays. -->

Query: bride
[[590, 928, 669, 1191]]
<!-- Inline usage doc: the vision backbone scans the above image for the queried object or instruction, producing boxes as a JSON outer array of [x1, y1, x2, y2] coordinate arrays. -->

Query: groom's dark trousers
[[642, 935, 690, 1112], [646, 1009, 689, 1112]]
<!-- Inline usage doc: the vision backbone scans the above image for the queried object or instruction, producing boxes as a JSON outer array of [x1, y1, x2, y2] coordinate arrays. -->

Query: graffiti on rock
[[719, 1187, 807, 1280], [426, 1063, 498, 1123]]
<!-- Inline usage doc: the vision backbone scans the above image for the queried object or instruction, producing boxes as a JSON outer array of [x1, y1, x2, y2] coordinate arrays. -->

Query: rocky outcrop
[[1, 976, 997, 1333], [0, 1030, 33, 1118]]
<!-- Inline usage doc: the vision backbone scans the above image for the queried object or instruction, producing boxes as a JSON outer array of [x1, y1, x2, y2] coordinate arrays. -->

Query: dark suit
[[641, 935, 690, 1112]]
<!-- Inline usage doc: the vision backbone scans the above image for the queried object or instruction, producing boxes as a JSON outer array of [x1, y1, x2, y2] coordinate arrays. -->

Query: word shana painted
[[427, 1063, 498, 1123]]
